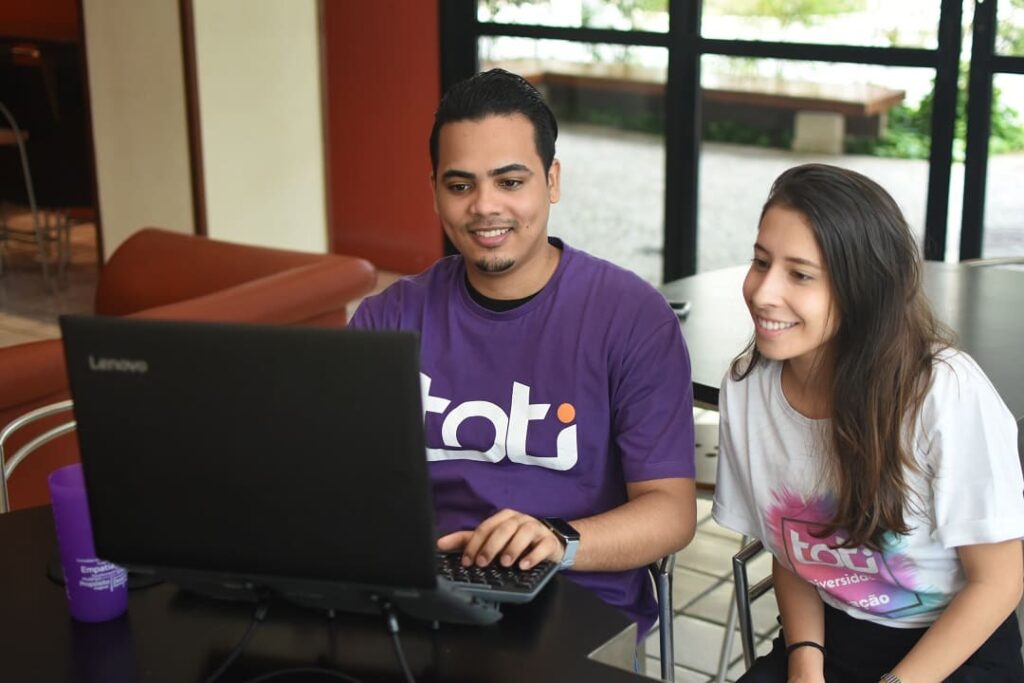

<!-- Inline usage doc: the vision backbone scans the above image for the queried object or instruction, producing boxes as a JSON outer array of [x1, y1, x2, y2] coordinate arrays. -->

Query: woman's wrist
[[787, 641, 825, 679]]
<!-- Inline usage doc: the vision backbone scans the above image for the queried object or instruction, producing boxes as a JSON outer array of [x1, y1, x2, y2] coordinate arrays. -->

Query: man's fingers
[[470, 518, 522, 566], [519, 534, 563, 570], [442, 511, 565, 569], [498, 524, 544, 567], [436, 530, 473, 551]]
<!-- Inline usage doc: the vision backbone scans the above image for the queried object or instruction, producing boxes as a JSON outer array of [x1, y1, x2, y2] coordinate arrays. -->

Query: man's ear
[[430, 172, 439, 214], [547, 159, 561, 204]]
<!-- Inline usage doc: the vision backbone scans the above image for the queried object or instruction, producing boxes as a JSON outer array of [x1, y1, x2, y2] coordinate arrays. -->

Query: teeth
[[758, 317, 797, 331], [476, 228, 510, 238]]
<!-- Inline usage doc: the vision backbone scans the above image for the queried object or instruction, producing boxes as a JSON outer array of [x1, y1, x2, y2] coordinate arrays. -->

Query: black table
[[661, 261, 1024, 422], [0, 506, 644, 682]]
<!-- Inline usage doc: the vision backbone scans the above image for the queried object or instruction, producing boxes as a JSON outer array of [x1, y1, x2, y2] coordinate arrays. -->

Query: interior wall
[[322, 0, 443, 273], [81, 0, 194, 258], [191, 0, 327, 252]]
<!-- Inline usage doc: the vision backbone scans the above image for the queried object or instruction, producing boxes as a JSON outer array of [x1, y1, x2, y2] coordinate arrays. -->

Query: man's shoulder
[[560, 242, 667, 308], [350, 255, 463, 328]]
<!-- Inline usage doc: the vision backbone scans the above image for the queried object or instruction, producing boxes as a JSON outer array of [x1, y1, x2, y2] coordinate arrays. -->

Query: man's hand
[[436, 509, 565, 570]]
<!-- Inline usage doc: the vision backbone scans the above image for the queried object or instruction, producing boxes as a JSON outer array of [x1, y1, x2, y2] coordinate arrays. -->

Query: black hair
[[429, 68, 558, 175]]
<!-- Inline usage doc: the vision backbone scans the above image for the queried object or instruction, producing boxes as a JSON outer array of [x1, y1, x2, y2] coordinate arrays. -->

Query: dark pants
[[738, 604, 1024, 683]]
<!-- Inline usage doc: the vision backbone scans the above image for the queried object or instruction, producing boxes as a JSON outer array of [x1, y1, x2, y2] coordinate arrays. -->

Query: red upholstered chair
[[0, 228, 377, 511]]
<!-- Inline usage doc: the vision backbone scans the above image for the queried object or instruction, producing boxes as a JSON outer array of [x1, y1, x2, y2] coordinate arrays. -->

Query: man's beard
[[474, 256, 515, 273]]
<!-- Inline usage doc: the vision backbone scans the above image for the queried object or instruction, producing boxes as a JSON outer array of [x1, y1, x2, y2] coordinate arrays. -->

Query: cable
[[381, 602, 417, 683], [204, 597, 270, 683], [243, 667, 368, 683]]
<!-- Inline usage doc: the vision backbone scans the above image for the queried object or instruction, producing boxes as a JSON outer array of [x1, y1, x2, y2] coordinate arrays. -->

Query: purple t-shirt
[[350, 240, 695, 634]]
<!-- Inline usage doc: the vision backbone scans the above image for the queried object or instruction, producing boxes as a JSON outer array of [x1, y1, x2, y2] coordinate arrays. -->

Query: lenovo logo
[[88, 355, 149, 374]]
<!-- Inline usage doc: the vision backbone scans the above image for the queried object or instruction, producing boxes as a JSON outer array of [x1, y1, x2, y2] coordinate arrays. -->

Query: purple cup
[[48, 463, 128, 622]]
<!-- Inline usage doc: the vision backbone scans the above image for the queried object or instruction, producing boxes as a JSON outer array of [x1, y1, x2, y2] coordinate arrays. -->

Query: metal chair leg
[[650, 554, 676, 681]]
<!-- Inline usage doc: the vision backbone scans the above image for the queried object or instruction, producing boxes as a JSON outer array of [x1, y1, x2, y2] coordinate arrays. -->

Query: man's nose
[[470, 183, 501, 216]]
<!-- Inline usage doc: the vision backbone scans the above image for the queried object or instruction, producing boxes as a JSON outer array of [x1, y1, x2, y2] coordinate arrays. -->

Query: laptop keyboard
[[436, 552, 558, 604]]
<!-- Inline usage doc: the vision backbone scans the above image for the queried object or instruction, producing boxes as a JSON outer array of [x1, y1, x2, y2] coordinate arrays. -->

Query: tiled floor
[[0, 230, 782, 683]]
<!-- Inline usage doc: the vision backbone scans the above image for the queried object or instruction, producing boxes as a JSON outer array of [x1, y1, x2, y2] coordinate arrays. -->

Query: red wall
[[321, 0, 443, 274], [0, 0, 80, 42]]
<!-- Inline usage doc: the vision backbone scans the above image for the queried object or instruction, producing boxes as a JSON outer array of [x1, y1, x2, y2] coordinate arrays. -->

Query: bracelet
[[785, 640, 826, 657], [880, 674, 902, 683]]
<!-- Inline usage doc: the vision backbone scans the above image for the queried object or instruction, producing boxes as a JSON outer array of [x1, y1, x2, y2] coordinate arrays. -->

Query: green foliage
[[559, 105, 664, 135], [997, 0, 1024, 55], [850, 65, 1024, 161], [704, 120, 791, 148], [705, 0, 865, 27]]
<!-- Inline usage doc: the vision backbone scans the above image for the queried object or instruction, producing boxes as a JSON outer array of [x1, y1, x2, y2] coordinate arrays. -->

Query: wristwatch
[[542, 517, 580, 570]]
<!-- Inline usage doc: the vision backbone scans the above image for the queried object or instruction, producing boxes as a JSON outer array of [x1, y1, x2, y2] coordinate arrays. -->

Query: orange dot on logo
[[556, 403, 576, 424]]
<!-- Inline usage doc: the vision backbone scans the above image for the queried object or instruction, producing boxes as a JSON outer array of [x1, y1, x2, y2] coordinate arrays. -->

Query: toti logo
[[767, 490, 930, 618], [419, 373, 578, 470]]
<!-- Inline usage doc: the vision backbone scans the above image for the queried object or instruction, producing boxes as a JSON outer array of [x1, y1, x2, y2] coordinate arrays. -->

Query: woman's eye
[[792, 271, 813, 282], [750, 257, 769, 269]]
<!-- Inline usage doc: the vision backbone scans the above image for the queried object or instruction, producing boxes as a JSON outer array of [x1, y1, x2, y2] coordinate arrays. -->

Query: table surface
[[661, 261, 1024, 422], [0, 506, 645, 683]]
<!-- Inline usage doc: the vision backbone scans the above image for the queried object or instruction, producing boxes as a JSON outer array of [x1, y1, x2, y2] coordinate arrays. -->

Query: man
[[350, 69, 696, 637]]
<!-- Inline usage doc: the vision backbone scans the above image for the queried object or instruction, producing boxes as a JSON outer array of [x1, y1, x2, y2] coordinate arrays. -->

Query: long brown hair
[[732, 164, 955, 549]]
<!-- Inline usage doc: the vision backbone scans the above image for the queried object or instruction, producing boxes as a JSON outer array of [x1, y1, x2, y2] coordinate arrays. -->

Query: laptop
[[59, 315, 557, 625]]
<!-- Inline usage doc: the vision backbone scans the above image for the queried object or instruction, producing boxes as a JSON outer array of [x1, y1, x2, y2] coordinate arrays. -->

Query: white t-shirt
[[712, 350, 1024, 628]]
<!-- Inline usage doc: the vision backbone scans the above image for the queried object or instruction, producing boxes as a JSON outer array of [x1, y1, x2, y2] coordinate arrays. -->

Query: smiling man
[[349, 69, 696, 637]]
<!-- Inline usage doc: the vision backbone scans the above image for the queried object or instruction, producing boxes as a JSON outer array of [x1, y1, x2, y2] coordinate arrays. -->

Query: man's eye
[[498, 178, 523, 189], [448, 183, 471, 193]]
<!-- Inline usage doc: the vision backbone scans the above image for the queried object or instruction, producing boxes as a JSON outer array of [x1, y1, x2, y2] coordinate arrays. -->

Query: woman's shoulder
[[928, 347, 995, 396], [924, 347, 1013, 423]]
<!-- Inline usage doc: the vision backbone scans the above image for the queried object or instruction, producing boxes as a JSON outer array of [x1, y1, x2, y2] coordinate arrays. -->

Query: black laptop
[[59, 315, 556, 625]]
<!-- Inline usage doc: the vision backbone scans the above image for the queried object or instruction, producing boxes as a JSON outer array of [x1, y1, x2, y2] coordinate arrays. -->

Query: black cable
[[381, 602, 417, 683], [242, 666, 368, 683], [204, 597, 271, 683]]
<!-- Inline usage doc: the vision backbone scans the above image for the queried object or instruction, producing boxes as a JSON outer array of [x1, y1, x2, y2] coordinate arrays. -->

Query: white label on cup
[[76, 558, 128, 592]]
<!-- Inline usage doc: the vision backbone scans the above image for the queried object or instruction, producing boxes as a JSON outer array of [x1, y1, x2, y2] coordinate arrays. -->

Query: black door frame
[[961, 0, 1024, 260]]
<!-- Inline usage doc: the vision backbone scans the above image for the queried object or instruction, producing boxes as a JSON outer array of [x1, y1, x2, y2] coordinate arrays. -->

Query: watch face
[[544, 517, 580, 542]]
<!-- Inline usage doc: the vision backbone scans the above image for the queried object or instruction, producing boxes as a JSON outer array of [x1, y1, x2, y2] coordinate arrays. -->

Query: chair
[[732, 538, 772, 671], [0, 228, 377, 511], [0, 99, 70, 286], [649, 554, 676, 681], [0, 400, 75, 513]]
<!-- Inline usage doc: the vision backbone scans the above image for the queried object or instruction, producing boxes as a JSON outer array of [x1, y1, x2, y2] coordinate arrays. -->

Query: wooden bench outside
[[487, 59, 906, 154]]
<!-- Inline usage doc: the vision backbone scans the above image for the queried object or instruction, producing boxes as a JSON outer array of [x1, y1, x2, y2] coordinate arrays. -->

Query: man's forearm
[[568, 478, 696, 572]]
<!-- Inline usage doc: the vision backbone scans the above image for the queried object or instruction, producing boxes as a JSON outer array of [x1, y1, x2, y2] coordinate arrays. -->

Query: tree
[[707, 0, 865, 28], [997, 0, 1024, 55]]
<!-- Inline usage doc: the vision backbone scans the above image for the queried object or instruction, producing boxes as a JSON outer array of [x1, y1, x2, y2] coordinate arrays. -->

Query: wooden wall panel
[[321, 0, 442, 274]]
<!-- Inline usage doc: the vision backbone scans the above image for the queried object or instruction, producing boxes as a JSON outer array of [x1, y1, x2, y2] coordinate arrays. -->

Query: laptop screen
[[60, 315, 438, 594]]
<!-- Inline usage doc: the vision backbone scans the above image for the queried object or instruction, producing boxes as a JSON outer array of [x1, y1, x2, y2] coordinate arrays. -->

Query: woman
[[712, 163, 1024, 682]]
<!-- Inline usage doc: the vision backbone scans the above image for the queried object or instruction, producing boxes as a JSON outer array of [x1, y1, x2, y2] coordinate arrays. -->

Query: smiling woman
[[713, 164, 1024, 683]]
